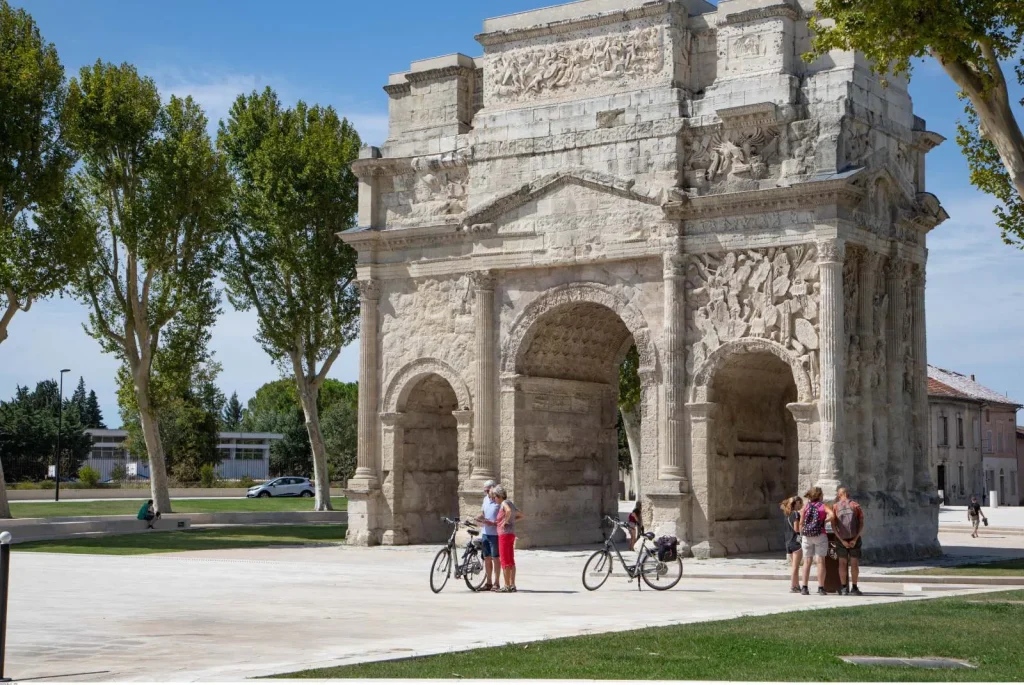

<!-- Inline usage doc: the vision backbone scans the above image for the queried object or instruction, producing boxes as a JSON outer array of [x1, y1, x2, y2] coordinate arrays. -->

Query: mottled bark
[[132, 367, 172, 514], [293, 360, 333, 512]]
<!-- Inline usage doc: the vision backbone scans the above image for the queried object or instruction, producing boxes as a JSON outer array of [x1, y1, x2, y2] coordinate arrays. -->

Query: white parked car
[[247, 477, 315, 498]]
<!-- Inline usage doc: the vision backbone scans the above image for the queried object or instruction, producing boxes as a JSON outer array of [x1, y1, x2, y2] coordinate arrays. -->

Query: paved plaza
[[4, 528, 1022, 682]]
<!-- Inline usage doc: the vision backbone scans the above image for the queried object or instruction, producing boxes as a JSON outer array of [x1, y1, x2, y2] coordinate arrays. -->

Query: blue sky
[[4, 0, 1022, 426]]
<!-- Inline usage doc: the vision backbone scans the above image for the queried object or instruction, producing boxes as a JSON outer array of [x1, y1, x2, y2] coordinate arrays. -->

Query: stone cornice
[[671, 174, 866, 221], [722, 4, 800, 26], [384, 65, 476, 96], [911, 129, 946, 153], [475, 1, 671, 47], [382, 82, 411, 97], [351, 151, 469, 180]]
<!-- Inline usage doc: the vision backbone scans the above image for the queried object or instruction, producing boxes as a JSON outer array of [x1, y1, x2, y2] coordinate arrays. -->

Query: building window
[[985, 430, 994, 453], [957, 417, 964, 447], [939, 416, 949, 446], [234, 448, 266, 460], [985, 409, 990, 422], [958, 463, 965, 495]]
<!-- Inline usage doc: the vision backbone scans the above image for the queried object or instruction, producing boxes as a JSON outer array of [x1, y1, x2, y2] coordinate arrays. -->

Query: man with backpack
[[832, 487, 864, 596]]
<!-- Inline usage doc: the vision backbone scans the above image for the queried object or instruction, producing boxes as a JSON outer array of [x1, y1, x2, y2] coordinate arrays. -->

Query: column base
[[691, 539, 728, 559], [645, 486, 692, 556], [344, 485, 385, 546]]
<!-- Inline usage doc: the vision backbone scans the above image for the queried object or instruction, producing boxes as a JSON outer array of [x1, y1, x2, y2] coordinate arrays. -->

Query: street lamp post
[[55, 369, 70, 503]]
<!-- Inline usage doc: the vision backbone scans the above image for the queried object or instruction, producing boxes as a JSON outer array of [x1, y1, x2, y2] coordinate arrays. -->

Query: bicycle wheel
[[430, 547, 452, 593], [582, 550, 613, 591], [462, 548, 487, 592], [640, 553, 683, 591]]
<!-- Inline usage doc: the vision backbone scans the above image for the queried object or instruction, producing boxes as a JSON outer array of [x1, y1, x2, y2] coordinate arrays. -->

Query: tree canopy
[[810, 0, 1024, 247], [0, 380, 92, 484]]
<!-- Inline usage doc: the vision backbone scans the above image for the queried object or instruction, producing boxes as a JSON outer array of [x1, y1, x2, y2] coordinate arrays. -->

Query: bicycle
[[429, 517, 489, 593], [581, 515, 683, 591]]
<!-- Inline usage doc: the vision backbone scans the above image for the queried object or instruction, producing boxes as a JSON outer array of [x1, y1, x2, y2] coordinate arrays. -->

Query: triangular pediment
[[461, 169, 663, 229]]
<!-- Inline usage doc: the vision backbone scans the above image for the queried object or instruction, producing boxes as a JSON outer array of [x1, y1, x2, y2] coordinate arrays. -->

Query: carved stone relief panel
[[843, 247, 862, 400], [489, 26, 664, 103], [384, 165, 468, 226], [684, 244, 821, 398]]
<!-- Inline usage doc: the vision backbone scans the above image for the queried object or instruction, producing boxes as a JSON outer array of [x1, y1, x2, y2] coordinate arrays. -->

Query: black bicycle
[[429, 517, 488, 593], [582, 515, 683, 591]]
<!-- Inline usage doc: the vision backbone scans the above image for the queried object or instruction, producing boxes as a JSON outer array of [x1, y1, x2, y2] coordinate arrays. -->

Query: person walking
[[477, 480, 502, 592], [967, 495, 986, 538], [798, 487, 829, 596], [492, 484, 524, 593], [832, 487, 864, 596], [779, 495, 803, 593]]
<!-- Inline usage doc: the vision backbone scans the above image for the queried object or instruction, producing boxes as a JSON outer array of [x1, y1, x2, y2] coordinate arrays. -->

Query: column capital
[[685, 401, 719, 421], [816, 239, 846, 264], [663, 251, 686, 278], [469, 270, 497, 291], [909, 262, 926, 289], [356, 279, 381, 301]]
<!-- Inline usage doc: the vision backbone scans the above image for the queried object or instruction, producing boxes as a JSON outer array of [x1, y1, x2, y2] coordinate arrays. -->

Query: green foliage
[[321, 398, 357, 483], [221, 391, 243, 430], [84, 390, 105, 429], [617, 345, 640, 412], [78, 464, 100, 487], [269, 410, 314, 477], [110, 462, 127, 483], [0, 380, 92, 482], [809, 0, 1024, 246], [219, 88, 361, 369], [0, 0, 91, 344], [238, 475, 256, 489], [199, 463, 218, 488]]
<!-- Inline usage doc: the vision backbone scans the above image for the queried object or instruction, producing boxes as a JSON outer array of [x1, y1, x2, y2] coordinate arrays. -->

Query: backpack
[[655, 536, 678, 562], [802, 502, 824, 537], [833, 499, 862, 541]]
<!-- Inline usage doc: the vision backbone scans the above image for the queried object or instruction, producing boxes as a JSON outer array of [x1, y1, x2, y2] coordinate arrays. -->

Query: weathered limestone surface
[[342, 0, 948, 561]]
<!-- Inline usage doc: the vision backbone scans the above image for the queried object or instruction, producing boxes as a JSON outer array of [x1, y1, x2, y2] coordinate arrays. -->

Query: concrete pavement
[[4, 528, 1022, 682]]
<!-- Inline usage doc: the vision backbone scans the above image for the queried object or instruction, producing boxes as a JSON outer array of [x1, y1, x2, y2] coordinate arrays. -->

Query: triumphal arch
[[342, 0, 948, 560]]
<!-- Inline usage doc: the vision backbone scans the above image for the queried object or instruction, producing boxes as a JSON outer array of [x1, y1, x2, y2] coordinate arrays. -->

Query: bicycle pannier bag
[[655, 535, 678, 562]]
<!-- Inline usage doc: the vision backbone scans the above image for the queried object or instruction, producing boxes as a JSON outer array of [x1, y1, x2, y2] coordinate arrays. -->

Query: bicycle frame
[[601, 520, 655, 581]]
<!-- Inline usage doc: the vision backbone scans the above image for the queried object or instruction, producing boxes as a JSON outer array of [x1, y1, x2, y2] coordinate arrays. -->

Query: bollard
[[0, 530, 10, 683]]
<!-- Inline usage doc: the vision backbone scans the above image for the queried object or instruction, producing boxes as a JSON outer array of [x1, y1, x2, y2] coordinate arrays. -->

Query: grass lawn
[[13, 524, 346, 555], [898, 558, 1024, 577], [278, 590, 1024, 681], [10, 496, 347, 518]]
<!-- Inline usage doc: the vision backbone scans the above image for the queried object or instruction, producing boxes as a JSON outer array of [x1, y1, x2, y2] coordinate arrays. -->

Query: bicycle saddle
[[643, 532, 656, 540], [467, 529, 480, 536]]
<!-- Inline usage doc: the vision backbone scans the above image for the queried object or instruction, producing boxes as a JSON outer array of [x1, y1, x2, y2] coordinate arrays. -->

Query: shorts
[[786, 539, 802, 555], [498, 533, 516, 568], [834, 537, 862, 559], [480, 534, 500, 559], [801, 534, 828, 558]]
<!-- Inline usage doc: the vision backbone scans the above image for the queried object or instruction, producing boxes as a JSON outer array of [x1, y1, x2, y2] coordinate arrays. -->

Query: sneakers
[[839, 587, 849, 596], [790, 586, 802, 594], [817, 587, 827, 595], [850, 585, 863, 596], [801, 586, 810, 595]]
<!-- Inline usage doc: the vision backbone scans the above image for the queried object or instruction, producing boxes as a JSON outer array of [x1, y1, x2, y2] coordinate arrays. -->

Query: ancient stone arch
[[383, 358, 473, 414], [689, 338, 813, 404], [502, 282, 658, 377]]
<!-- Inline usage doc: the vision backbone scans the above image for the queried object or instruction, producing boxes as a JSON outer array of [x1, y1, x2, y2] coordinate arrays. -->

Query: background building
[[84, 429, 283, 482], [928, 366, 1021, 506]]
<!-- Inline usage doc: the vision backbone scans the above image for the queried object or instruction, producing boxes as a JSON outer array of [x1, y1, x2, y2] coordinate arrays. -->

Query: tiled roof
[[927, 365, 1022, 407], [927, 377, 977, 401]]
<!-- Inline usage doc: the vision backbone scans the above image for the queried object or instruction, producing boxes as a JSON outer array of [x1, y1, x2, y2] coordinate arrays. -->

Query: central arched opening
[[399, 373, 459, 544], [515, 301, 632, 547], [709, 350, 799, 553]]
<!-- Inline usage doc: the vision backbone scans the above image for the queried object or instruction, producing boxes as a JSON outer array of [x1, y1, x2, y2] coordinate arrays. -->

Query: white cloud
[[347, 112, 389, 148], [152, 69, 267, 129]]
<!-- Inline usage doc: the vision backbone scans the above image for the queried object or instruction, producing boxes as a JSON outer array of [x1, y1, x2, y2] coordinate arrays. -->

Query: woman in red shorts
[[491, 484, 524, 592]]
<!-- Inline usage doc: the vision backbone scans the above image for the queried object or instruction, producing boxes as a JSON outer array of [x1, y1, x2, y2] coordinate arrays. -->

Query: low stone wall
[[7, 487, 348, 501], [1, 511, 347, 543]]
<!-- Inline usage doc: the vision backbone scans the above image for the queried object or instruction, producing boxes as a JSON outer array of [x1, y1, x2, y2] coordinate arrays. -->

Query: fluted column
[[857, 251, 880, 491], [911, 263, 933, 490], [816, 239, 845, 496], [470, 270, 498, 483], [352, 279, 381, 489], [885, 255, 906, 490], [661, 252, 687, 485]]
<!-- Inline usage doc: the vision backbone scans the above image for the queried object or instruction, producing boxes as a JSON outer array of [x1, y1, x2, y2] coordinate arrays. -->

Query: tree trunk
[[133, 369, 173, 514], [296, 378, 333, 512], [0, 299, 19, 347], [0, 457, 11, 519], [976, 91, 1024, 202], [620, 405, 641, 501]]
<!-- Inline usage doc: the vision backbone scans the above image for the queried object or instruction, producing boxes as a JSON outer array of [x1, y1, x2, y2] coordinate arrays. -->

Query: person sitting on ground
[[137, 499, 161, 529], [798, 486, 829, 596], [967, 495, 986, 538], [492, 484, 524, 593], [627, 502, 643, 551], [476, 480, 502, 592], [832, 487, 864, 596], [779, 495, 803, 593]]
